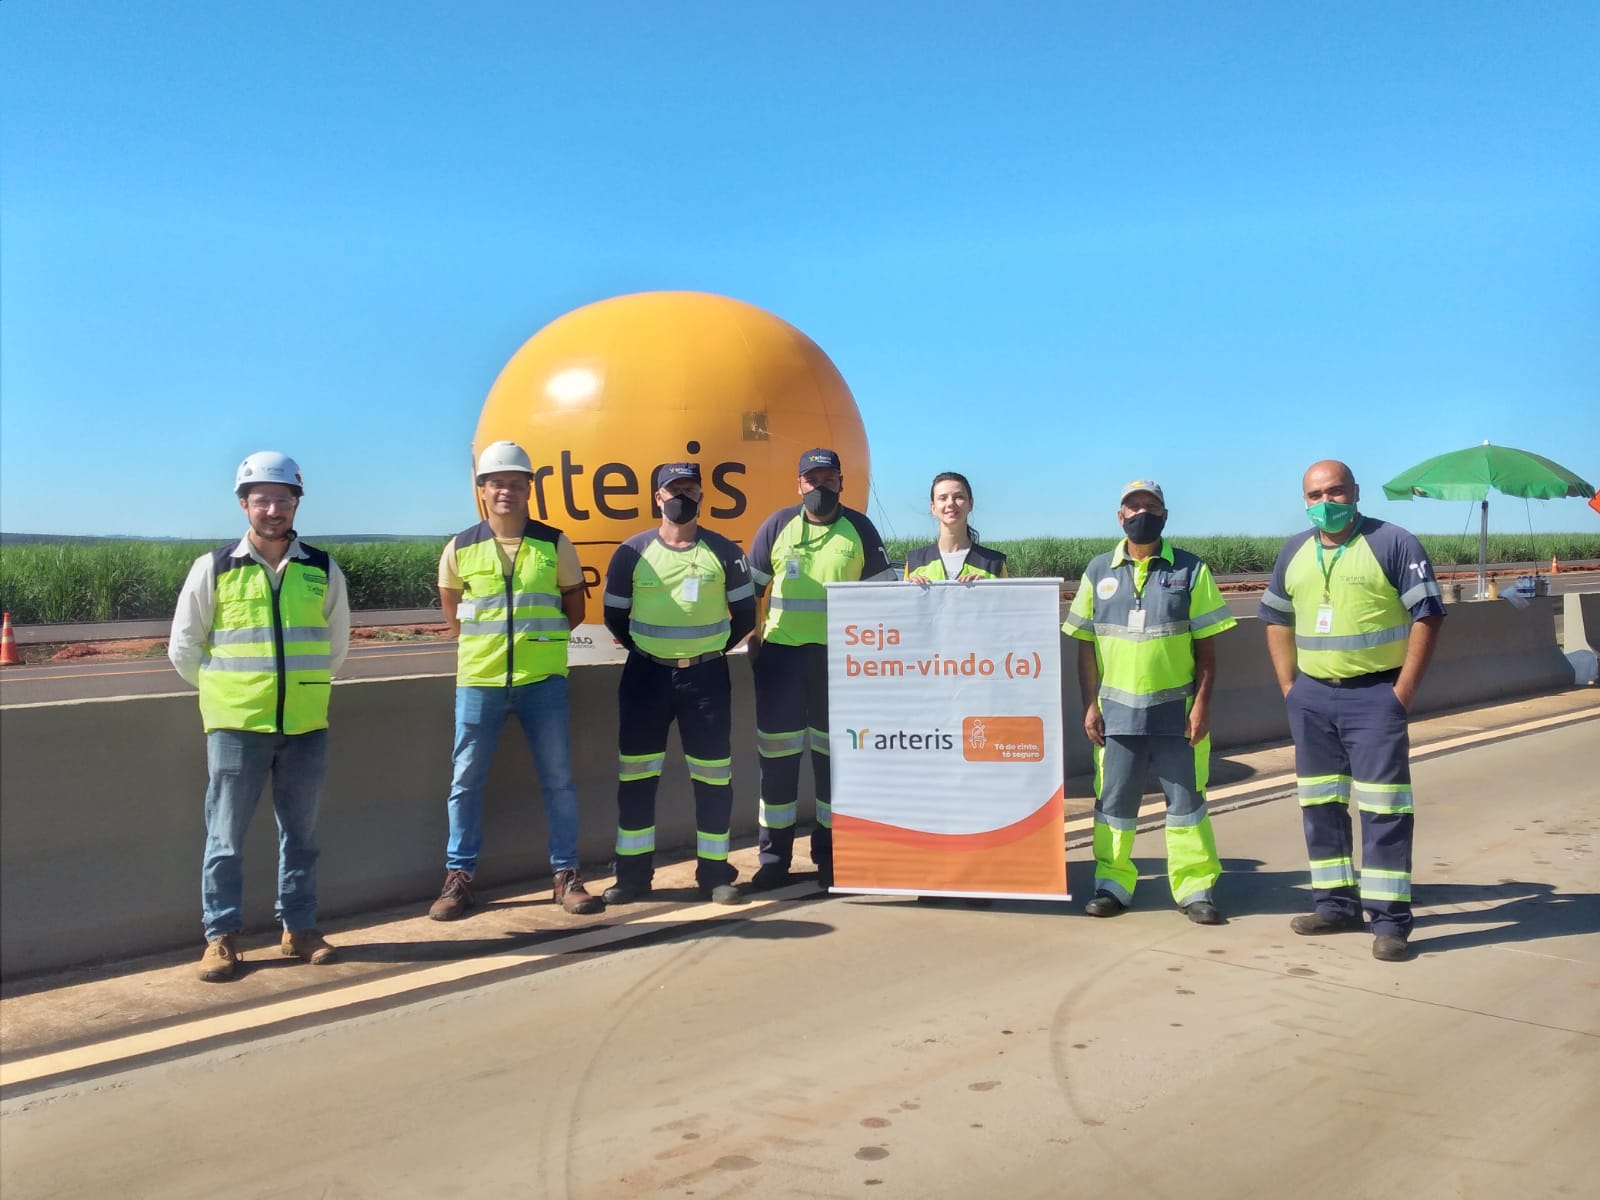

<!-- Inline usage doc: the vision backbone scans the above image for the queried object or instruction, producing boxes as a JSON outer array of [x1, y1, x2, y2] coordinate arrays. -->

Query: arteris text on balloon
[[526, 450, 748, 523]]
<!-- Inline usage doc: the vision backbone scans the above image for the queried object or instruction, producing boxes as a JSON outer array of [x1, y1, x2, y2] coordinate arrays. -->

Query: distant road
[[0, 639, 459, 706], [11, 562, 1597, 645], [6, 572, 1597, 707]]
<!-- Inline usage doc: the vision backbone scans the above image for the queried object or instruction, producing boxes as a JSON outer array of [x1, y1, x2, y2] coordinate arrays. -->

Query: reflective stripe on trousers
[[1091, 732, 1220, 907], [1285, 673, 1414, 936]]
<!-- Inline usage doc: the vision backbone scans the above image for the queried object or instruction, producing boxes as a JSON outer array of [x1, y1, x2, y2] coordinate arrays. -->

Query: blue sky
[[3, 1, 1597, 545]]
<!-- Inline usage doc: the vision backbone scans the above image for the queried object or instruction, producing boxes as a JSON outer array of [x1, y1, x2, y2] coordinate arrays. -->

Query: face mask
[[662, 494, 699, 524], [1121, 512, 1166, 545], [1307, 501, 1357, 533], [803, 486, 839, 518]]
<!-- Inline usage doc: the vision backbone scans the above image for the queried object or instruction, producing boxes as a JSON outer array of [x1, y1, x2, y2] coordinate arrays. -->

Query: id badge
[[785, 558, 801, 580], [1127, 608, 1147, 631], [1315, 604, 1334, 633], [680, 575, 701, 603]]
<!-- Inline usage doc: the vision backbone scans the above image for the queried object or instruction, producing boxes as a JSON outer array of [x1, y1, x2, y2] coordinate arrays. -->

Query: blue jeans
[[202, 728, 327, 940], [446, 677, 581, 874]]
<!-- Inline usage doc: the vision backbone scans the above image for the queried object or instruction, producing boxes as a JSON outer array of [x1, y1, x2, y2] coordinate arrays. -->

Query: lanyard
[[1314, 538, 1350, 600], [1125, 552, 1155, 608]]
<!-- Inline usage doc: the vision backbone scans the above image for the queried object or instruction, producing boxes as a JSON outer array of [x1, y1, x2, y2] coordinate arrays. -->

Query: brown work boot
[[198, 934, 239, 982], [281, 928, 339, 965], [553, 868, 605, 915], [429, 869, 475, 921]]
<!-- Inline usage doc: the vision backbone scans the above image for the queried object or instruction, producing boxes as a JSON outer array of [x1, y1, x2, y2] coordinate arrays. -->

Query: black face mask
[[1122, 512, 1166, 545], [662, 494, 699, 524], [803, 486, 839, 518]]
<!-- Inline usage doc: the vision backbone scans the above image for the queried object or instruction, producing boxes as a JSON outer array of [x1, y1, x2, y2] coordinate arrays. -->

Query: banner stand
[[826, 579, 1069, 901]]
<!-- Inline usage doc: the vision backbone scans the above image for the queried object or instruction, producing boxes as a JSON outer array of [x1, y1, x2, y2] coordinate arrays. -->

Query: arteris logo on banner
[[844, 727, 957, 752], [844, 715, 1045, 761]]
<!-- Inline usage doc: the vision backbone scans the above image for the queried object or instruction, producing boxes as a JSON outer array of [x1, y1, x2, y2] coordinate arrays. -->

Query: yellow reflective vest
[[904, 542, 1008, 581], [199, 544, 333, 734], [452, 520, 571, 687], [1064, 539, 1235, 736], [1258, 518, 1445, 679], [748, 505, 893, 646]]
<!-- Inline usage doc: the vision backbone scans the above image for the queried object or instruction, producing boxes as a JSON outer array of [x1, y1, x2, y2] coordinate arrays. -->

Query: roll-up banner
[[826, 578, 1069, 900]]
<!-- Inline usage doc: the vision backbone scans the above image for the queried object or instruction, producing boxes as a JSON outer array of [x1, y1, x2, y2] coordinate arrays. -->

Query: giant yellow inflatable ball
[[474, 291, 872, 592]]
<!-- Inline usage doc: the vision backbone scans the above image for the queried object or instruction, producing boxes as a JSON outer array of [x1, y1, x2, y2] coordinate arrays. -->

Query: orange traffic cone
[[0, 612, 19, 666], [1550, 554, 1559, 575]]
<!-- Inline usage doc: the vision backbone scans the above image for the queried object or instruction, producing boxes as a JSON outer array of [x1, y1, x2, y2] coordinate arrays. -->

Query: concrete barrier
[[1565, 592, 1600, 654], [0, 597, 1574, 976]]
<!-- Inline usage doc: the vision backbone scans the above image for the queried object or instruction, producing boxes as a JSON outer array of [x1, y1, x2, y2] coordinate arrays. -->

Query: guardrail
[[0, 597, 1581, 975]]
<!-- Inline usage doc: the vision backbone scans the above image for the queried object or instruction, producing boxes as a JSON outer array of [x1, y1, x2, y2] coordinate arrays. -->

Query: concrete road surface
[[2, 719, 1596, 1199]]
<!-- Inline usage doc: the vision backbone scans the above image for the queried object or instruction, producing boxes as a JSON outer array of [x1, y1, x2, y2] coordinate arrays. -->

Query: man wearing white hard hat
[[169, 451, 351, 982], [428, 440, 603, 920]]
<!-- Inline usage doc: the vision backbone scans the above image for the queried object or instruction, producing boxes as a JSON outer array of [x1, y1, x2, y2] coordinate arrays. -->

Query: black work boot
[[750, 863, 791, 891], [1290, 910, 1364, 936]]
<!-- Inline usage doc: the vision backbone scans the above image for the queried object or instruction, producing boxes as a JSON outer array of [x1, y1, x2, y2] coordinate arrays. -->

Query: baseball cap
[[655, 462, 702, 489], [1119, 479, 1165, 506], [798, 448, 842, 474]]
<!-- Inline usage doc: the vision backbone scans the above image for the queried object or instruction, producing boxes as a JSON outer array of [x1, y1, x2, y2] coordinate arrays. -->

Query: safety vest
[[198, 544, 333, 735], [904, 542, 1008, 581], [1063, 539, 1235, 736], [453, 520, 570, 687], [629, 535, 736, 659], [758, 507, 878, 646], [1280, 525, 1411, 678]]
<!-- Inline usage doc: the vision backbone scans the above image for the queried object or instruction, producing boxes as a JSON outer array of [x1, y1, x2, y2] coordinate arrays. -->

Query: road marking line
[[0, 886, 816, 1089], [1063, 705, 1599, 835], [0, 670, 458, 708], [0, 665, 177, 684], [1, 691, 194, 709], [1489, 945, 1596, 965]]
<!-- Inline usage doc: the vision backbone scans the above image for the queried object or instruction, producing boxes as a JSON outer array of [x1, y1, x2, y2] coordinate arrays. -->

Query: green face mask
[[1307, 501, 1357, 533]]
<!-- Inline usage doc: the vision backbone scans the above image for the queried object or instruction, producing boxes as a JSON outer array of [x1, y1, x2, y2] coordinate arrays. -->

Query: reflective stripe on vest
[[762, 512, 871, 646], [198, 546, 332, 735], [1283, 533, 1411, 677], [453, 521, 570, 687], [1071, 542, 1212, 735], [628, 537, 732, 659]]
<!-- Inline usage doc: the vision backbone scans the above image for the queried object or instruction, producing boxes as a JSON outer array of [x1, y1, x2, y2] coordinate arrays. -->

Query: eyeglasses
[[245, 497, 298, 512]]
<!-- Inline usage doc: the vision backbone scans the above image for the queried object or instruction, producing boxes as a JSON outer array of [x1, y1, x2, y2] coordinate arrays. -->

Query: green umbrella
[[1382, 441, 1596, 598]]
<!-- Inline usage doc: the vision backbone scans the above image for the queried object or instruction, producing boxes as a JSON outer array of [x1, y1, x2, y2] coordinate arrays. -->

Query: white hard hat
[[235, 450, 304, 496], [475, 440, 534, 479]]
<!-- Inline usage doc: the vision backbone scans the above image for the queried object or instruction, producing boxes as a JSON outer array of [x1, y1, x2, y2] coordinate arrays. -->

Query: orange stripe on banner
[[834, 789, 1067, 895], [833, 787, 1063, 850]]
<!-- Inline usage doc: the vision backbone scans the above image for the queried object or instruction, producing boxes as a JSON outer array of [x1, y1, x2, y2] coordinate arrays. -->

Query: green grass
[[1, 532, 1596, 624], [886, 532, 1600, 581], [0, 539, 445, 625]]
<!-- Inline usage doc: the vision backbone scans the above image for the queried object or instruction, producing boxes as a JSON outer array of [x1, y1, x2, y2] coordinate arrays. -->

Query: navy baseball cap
[[798, 448, 842, 474], [655, 462, 702, 489]]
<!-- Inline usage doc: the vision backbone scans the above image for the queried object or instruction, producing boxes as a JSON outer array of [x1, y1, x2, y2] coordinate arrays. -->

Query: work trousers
[[752, 641, 832, 869], [201, 728, 327, 940], [614, 653, 736, 890], [1286, 671, 1414, 937], [1092, 732, 1221, 907]]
